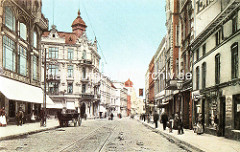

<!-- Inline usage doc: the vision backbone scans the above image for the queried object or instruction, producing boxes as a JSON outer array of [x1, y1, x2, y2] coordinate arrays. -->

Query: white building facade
[[0, 0, 52, 123], [191, 1, 240, 139], [41, 11, 101, 118]]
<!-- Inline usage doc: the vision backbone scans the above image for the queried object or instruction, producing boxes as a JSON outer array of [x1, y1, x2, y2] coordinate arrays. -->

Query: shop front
[[0, 76, 54, 124]]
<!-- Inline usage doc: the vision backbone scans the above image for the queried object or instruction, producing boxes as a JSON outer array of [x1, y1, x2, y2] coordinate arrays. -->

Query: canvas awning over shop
[[0, 76, 53, 105], [157, 102, 169, 108], [66, 102, 76, 110], [46, 103, 63, 109]]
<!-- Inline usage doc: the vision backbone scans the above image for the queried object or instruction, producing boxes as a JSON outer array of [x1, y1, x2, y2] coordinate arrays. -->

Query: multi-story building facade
[[154, 37, 166, 115], [0, 0, 51, 123], [99, 74, 117, 117], [113, 81, 128, 117], [41, 11, 101, 118], [145, 69, 149, 113], [148, 58, 155, 114], [164, 0, 182, 121], [124, 79, 133, 116], [191, 0, 240, 140], [176, 0, 193, 129]]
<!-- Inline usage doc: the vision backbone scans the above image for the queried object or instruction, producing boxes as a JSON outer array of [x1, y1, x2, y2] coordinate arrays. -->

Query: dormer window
[[52, 34, 55, 38]]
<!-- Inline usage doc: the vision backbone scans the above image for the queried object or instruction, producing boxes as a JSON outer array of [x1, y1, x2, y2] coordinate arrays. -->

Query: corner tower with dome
[[41, 10, 101, 118]]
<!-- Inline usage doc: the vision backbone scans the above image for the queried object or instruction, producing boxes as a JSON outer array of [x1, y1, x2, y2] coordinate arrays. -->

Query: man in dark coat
[[161, 112, 168, 130], [153, 111, 159, 128], [143, 113, 146, 122]]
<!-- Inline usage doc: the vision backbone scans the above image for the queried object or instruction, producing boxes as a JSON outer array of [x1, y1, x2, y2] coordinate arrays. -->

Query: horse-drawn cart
[[57, 112, 82, 127]]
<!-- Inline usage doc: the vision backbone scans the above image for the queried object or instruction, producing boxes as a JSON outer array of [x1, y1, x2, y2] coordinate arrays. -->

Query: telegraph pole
[[43, 48, 47, 127]]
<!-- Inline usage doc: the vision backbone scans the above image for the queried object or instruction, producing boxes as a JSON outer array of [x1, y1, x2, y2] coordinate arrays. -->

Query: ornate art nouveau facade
[[0, 0, 49, 123], [41, 11, 101, 118]]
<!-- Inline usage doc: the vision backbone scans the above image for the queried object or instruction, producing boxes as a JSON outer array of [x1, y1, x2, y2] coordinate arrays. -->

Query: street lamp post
[[43, 48, 47, 127]]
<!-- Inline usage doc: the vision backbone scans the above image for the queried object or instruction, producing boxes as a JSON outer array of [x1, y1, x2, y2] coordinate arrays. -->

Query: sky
[[42, 0, 166, 95]]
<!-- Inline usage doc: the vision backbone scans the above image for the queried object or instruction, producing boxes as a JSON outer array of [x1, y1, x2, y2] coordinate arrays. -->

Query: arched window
[[215, 54, 220, 84], [82, 67, 86, 78], [33, 31, 38, 48], [82, 50, 86, 59], [4, 6, 15, 31], [231, 42, 238, 79], [196, 66, 199, 90], [202, 62, 206, 89], [19, 22, 27, 40]]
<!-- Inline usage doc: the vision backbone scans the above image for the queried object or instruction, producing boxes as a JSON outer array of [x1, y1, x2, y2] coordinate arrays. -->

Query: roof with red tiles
[[124, 79, 133, 87], [71, 10, 87, 28]]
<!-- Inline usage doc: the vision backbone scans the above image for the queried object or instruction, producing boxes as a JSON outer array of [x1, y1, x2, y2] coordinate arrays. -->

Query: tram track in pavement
[[58, 121, 116, 152]]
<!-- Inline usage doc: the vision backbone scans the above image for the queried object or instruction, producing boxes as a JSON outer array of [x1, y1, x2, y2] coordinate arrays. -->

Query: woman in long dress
[[196, 114, 203, 135], [1, 107, 7, 127]]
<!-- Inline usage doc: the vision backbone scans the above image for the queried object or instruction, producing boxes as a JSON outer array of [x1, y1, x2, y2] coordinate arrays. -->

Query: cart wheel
[[78, 116, 82, 126]]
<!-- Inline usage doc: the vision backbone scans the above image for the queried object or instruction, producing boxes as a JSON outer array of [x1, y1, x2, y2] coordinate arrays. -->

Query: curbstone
[[0, 126, 60, 141], [138, 120, 204, 152]]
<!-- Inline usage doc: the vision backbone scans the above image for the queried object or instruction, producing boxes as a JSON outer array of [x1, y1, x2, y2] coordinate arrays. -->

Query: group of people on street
[[145, 111, 185, 135], [0, 107, 7, 127]]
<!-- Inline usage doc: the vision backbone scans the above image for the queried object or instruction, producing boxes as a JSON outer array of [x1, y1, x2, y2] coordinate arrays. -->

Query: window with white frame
[[68, 65, 73, 77], [18, 45, 27, 76], [49, 47, 58, 59], [231, 43, 238, 79], [82, 50, 86, 59], [33, 55, 38, 80], [68, 48, 73, 60], [33, 31, 37, 48], [67, 83, 73, 94], [19, 22, 27, 40], [82, 84, 86, 93], [4, 7, 15, 31], [215, 54, 220, 84], [48, 64, 58, 76], [3, 36, 16, 71], [82, 67, 86, 78]]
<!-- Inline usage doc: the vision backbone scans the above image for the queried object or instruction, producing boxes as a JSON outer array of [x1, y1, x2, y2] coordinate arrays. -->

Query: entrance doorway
[[80, 103, 86, 118], [219, 97, 226, 136], [233, 95, 240, 130], [9, 100, 15, 117], [202, 99, 205, 129]]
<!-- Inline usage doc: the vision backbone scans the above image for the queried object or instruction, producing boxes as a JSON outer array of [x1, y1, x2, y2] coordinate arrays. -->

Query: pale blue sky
[[42, 0, 166, 94]]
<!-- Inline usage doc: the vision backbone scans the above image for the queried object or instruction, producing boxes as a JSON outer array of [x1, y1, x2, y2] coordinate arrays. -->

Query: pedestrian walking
[[153, 111, 159, 128], [168, 116, 174, 133], [161, 112, 168, 130], [196, 114, 203, 135], [1, 107, 7, 127], [40, 109, 46, 127], [175, 114, 184, 135], [110, 113, 114, 120], [143, 113, 146, 122], [16, 107, 24, 126]]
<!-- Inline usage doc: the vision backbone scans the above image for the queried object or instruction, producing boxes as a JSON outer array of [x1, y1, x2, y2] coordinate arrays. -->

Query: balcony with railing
[[81, 77, 90, 83], [47, 74, 60, 82]]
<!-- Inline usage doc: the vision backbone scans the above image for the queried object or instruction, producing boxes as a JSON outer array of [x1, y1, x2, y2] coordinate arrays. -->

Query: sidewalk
[[138, 119, 240, 152], [0, 119, 59, 141]]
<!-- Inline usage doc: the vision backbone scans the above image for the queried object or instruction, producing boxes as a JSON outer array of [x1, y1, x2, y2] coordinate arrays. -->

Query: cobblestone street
[[0, 118, 186, 152]]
